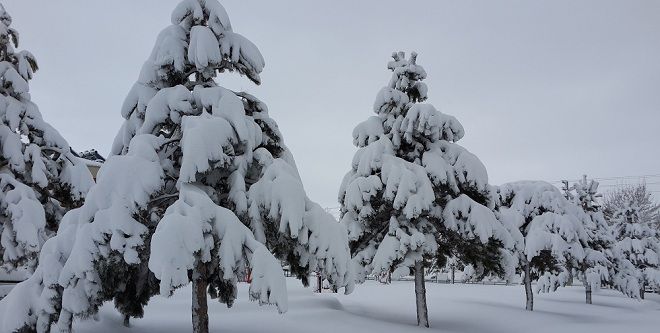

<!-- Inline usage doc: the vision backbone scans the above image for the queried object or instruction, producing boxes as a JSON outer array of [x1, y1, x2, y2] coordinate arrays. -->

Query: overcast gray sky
[[6, 0, 660, 207]]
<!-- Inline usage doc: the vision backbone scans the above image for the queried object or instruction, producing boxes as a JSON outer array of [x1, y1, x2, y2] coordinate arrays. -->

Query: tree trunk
[[581, 270, 592, 304], [583, 281, 592, 305], [451, 266, 455, 284], [523, 262, 534, 311], [192, 264, 209, 333], [123, 315, 130, 327], [640, 283, 645, 300], [414, 261, 430, 328]]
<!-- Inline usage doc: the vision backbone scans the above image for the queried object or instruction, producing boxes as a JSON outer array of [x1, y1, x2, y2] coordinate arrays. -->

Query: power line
[[598, 181, 660, 188], [549, 173, 660, 185]]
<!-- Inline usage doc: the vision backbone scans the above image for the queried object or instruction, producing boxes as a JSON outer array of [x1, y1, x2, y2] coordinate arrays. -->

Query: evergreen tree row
[[339, 53, 660, 325], [0, 1, 658, 332]]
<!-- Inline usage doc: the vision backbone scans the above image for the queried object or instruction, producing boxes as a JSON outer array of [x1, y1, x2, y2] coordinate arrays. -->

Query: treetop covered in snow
[[113, 0, 265, 155], [0, 3, 93, 274], [341, 52, 513, 284]]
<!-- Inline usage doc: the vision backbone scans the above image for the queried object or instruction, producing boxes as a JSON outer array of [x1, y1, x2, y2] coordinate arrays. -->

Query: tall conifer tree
[[340, 52, 513, 327]]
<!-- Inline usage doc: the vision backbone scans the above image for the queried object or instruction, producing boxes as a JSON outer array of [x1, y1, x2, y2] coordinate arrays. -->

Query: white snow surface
[[10, 279, 657, 333]]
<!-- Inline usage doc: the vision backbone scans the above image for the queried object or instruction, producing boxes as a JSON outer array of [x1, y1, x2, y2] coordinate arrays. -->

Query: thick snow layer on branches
[[498, 181, 568, 221], [0, 175, 46, 270], [423, 142, 489, 193], [442, 194, 513, 247], [302, 204, 354, 292], [0, 4, 93, 275], [498, 181, 586, 259], [0, 217, 79, 332], [247, 156, 355, 292], [0, 134, 165, 332], [381, 156, 434, 219], [171, 0, 264, 82], [497, 181, 587, 293], [352, 116, 384, 148], [370, 227, 437, 275], [248, 158, 307, 238], [218, 31, 265, 75], [149, 184, 287, 312], [373, 87, 409, 116], [523, 212, 584, 261], [0, 95, 91, 202], [562, 176, 621, 294], [188, 26, 222, 70], [179, 113, 239, 181], [399, 104, 464, 144], [172, 0, 232, 34], [139, 86, 193, 135], [147, 25, 188, 73], [611, 200, 660, 290]]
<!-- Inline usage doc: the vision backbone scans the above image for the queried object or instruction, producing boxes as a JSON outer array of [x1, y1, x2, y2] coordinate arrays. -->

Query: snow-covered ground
[[62, 279, 660, 333]]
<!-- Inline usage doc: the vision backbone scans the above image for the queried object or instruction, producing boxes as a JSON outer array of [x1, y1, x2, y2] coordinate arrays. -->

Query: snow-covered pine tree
[[0, 4, 92, 274], [603, 183, 660, 224], [610, 195, 660, 299], [562, 176, 614, 304], [563, 177, 642, 301], [112, 0, 353, 293], [0, 1, 352, 332], [340, 51, 514, 328], [497, 181, 586, 311]]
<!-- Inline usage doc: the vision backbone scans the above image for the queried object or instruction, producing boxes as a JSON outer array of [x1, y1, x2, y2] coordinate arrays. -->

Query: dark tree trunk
[[414, 261, 430, 328], [123, 315, 130, 327], [192, 264, 209, 333], [451, 266, 455, 284], [581, 270, 592, 304], [640, 283, 645, 300], [523, 261, 534, 311]]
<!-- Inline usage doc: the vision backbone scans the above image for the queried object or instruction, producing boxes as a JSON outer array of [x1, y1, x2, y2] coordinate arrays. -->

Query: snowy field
[[64, 279, 660, 333]]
